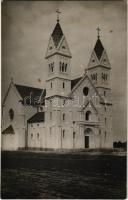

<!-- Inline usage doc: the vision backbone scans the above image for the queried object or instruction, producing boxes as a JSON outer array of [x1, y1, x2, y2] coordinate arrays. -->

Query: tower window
[[50, 112, 52, 120], [73, 132, 76, 139], [105, 107, 106, 112], [85, 111, 91, 121], [37, 133, 39, 139], [51, 82, 52, 88], [103, 59, 106, 62], [31, 133, 33, 139], [92, 59, 95, 62], [63, 82, 65, 89], [62, 63, 64, 72], [63, 130, 65, 138], [63, 113, 65, 121], [62, 46, 65, 49], [105, 118, 106, 125], [50, 127, 52, 136], [49, 46, 52, 50], [104, 91, 106, 96], [65, 64, 67, 72], [99, 129, 101, 135], [60, 62, 62, 71]]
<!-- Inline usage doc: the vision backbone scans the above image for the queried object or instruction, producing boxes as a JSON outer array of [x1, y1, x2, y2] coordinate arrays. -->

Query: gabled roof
[[71, 77, 82, 90], [27, 112, 45, 123], [51, 22, 63, 48], [94, 38, 104, 60], [15, 84, 46, 105], [2, 125, 15, 134]]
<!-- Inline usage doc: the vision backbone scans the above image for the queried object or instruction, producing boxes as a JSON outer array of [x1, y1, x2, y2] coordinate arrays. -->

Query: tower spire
[[56, 9, 61, 23], [96, 27, 101, 39]]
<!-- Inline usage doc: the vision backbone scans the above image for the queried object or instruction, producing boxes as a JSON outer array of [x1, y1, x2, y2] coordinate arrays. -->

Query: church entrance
[[84, 128, 93, 148], [85, 136, 89, 148]]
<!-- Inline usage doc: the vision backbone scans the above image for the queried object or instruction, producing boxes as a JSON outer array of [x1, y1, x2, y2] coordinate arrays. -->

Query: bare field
[[1, 151, 126, 199]]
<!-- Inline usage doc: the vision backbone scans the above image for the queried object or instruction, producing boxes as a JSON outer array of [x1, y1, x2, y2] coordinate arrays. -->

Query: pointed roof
[[2, 125, 15, 134], [94, 38, 104, 60], [27, 112, 45, 123], [51, 22, 63, 48]]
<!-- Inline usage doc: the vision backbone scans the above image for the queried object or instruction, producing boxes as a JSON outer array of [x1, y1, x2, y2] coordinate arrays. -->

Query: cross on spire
[[56, 9, 61, 23], [96, 27, 101, 39]]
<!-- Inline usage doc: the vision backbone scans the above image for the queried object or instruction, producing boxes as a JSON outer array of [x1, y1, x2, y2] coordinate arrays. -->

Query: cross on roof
[[56, 9, 61, 23], [96, 27, 101, 39]]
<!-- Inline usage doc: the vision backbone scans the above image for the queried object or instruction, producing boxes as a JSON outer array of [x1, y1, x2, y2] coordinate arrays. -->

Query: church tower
[[45, 11, 72, 98], [44, 11, 73, 149], [87, 27, 111, 101], [87, 28, 113, 148]]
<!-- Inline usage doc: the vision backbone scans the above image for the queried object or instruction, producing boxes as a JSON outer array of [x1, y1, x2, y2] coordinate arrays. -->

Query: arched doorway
[[84, 128, 93, 148]]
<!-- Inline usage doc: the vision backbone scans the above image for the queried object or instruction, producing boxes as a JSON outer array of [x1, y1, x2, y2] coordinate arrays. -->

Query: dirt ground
[[1, 151, 126, 199]]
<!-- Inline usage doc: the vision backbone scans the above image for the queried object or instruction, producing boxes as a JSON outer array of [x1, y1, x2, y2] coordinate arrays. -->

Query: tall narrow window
[[104, 91, 106, 96], [63, 130, 65, 138], [31, 133, 33, 139], [105, 118, 106, 125], [60, 62, 62, 71], [50, 127, 52, 136], [85, 111, 91, 121], [37, 133, 39, 139], [63, 113, 65, 121], [63, 82, 65, 89], [73, 132, 76, 139], [65, 64, 67, 72], [50, 112, 52, 120], [51, 82, 52, 89], [62, 63, 64, 72]]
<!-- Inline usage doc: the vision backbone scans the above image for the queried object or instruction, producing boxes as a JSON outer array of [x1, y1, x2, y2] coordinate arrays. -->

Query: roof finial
[[56, 9, 61, 23], [96, 27, 101, 39]]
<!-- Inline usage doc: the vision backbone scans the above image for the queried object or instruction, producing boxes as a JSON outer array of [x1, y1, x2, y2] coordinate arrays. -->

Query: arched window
[[63, 113, 65, 121], [73, 132, 76, 139], [59, 62, 62, 71], [37, 133, 39, 139], [62, 63, 64, 72], [63, 130, 65, 138], [63, 82, 65, 89], [65, 63, 67, 72], [85, 111, 91, 121]]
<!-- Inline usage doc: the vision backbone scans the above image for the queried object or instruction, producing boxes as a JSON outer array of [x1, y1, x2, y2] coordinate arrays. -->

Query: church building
[[2, 13, 113, 150]]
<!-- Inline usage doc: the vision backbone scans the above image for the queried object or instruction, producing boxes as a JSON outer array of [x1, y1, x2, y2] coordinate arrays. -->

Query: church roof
[[51, 22, 63, 48], [15, 84, 46, 105], [27, 112, 45, 123], [71, 77, 82, 90], [94, 38, 104, 60], [2, 125, 15, 134]]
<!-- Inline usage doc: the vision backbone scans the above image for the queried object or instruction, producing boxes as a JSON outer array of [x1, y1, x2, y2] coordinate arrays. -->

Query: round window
[[83, 87, 89, 96]]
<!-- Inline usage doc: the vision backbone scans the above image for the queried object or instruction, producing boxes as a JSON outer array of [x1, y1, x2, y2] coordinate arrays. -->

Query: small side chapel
[[2, 12, 113, 151]]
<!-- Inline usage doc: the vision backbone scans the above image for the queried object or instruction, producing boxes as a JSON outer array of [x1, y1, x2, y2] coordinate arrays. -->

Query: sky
[[2, 1, 127, 142]]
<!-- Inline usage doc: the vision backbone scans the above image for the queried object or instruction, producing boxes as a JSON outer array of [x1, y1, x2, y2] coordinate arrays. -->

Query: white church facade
[[2, 16, 113, 151]]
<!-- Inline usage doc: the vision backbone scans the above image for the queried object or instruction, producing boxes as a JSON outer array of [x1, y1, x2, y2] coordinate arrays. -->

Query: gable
[[58, 36, 72, 57], [82, 100, 98, 114], [100, 50, 111, 68], [45, 36, 56, 58], [70, 74, 103, 108], [88, 51, 100, 68]]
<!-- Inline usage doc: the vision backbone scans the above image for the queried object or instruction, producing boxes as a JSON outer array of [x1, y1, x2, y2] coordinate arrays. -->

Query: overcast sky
[[2, 1, 127, 141]]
